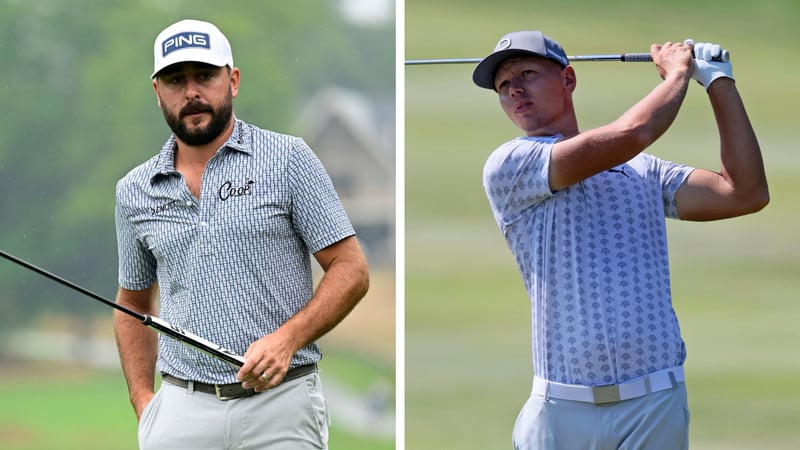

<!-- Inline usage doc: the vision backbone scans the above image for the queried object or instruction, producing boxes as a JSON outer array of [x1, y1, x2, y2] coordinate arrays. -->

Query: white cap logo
[[495, 38, 512, 51], [162, 32, 210, 57]]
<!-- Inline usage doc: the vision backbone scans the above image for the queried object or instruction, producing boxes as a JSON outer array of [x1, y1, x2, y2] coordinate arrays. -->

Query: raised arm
[[674, 75, 769, 220], [549, 42, 694, 191]]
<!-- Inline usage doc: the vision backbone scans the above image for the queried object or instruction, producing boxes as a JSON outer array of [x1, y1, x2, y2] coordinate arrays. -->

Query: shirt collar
[[149, 118, 251, 181]]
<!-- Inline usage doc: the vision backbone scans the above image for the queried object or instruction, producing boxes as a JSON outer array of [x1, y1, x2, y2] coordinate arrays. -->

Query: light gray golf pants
[[138, 372, 329, 449], [512, 382, 690, 450]]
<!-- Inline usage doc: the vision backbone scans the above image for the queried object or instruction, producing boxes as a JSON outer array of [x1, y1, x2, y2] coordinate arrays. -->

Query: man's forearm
[[113, 287, 158, 416], [238, 236, 369, 390], [620, 70, 691, 147], [279, 252, 370, 351], [708, 79, 769, 209]]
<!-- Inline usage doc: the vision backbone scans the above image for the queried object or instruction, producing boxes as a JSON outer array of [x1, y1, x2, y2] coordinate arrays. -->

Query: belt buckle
[[214, 384, 235, 401], [592, 384, 621, 404]]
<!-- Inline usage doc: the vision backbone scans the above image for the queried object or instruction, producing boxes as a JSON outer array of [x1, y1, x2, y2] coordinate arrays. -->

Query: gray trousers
[[513, 382, 690, 450], [138, 373, 329, 450]]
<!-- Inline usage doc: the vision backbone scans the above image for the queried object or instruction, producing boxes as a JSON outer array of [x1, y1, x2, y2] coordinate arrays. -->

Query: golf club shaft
[[406, 50, 729, 65], [405, 54, 653, 65], [0, 249, 245, 368]]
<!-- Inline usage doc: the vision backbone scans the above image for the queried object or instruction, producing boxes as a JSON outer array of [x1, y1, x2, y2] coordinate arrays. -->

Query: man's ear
[[152, 80, 163, 109], [229, 67, 241, 99], [563, 66, 577, 93]]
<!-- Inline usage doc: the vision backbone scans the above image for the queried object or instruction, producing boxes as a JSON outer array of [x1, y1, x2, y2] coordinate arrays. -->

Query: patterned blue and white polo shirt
[[483, 135, 694, 386], [115, 119, 355, 384]]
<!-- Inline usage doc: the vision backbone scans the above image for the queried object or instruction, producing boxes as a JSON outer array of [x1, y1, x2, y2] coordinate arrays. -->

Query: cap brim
[[151, 49, 228, 78], [472, 49, 560, 90]]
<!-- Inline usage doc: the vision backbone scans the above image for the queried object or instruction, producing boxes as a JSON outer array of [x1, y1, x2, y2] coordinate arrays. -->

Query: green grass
[[320, 348, 395, 395], [0, 364, 394, 450], [405, 1, 800, 449], [0, 372, 137, 450]]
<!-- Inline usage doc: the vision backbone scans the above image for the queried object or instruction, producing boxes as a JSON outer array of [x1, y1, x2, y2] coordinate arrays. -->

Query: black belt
[[161, 363, 318, 401]]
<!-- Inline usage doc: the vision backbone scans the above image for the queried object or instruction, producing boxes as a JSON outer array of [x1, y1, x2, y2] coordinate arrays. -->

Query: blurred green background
[[0, 1, 395, 449], [406, 0, 799, 449]]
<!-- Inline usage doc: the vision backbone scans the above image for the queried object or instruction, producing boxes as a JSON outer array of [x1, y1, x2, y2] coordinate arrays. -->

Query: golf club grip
[[621, 53, 653, 62], [143, 315, 246, 368], [622, 50, 730, 63]]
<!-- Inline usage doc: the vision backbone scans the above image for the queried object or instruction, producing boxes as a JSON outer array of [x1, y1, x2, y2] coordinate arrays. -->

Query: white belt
[[532, 366, 685, 405]]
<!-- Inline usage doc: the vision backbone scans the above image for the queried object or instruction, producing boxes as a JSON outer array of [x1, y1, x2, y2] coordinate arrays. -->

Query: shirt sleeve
[[482, 137, 557, 232], [115, 183, 157, 290], [287, 138, 355, 253], [655, 156, 695, 220]]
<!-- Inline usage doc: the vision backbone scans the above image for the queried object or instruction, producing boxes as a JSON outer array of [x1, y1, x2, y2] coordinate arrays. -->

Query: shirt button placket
[[197, 162, 217, 256]]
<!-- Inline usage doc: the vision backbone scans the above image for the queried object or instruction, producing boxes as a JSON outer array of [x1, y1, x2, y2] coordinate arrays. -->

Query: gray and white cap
[[473, 30, 569, 90]]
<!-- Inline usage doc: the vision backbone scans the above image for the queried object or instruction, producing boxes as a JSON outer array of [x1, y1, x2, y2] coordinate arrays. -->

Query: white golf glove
[[684, 39, 734, 90]]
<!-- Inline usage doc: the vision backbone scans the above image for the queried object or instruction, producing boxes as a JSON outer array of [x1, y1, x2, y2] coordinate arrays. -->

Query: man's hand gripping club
[[236, 328, 298, 392], [685, 39, 735, 90]]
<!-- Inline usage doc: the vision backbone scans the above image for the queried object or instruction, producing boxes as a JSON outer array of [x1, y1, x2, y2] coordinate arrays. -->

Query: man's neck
[[524, 111, 579, 138]]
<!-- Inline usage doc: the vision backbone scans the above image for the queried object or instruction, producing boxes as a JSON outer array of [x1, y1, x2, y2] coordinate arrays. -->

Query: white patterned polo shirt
[[483, 135, 694, 386], [115, 119, 355, 384]]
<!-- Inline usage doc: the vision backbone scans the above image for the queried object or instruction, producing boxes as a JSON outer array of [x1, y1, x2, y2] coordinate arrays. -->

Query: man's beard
[[161, 91, 233, 146]]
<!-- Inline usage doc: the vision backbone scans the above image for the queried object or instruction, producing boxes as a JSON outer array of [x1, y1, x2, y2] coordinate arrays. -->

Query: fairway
[[405, 0, 800, 449]]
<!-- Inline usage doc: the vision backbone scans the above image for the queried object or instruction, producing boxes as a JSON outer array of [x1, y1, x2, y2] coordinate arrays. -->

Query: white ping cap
[[151, 19, 233, 78]]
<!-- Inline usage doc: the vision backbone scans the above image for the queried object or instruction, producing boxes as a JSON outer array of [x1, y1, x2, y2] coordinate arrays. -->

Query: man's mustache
[[180, 102, 213, 117]]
